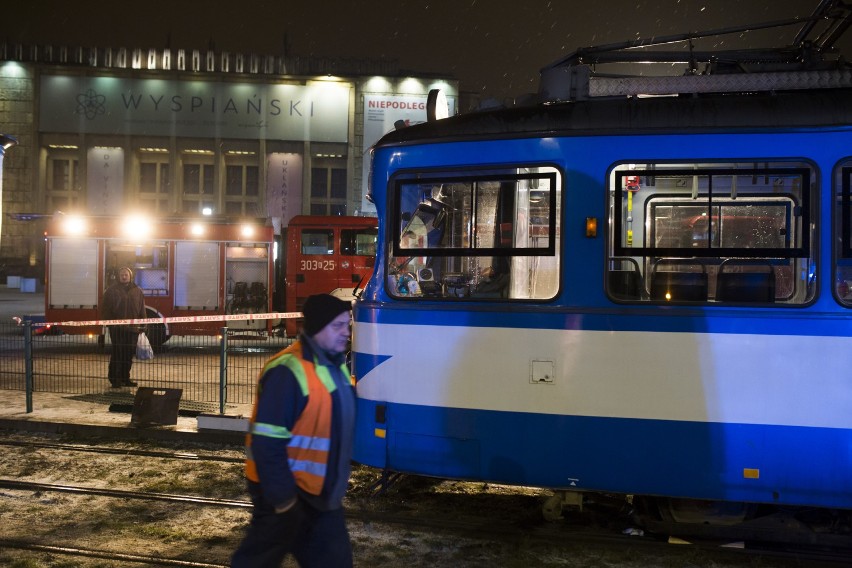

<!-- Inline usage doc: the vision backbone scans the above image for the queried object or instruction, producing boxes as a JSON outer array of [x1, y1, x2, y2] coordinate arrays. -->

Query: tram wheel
[[632, 495, 761, 542]]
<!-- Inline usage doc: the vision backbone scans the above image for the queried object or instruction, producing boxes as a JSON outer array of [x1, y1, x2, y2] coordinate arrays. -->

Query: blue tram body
[[352, 44, 852, 526]]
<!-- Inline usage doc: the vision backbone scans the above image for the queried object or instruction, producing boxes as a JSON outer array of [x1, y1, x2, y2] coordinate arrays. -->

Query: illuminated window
[[388, 166, 561, 301], [834, 162, 852, 306], [606, 161, 815, 305], [104, 240, 170, 296]]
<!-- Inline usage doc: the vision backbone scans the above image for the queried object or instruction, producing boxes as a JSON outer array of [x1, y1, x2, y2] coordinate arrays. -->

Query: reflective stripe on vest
[[244, 341, 350, 496]]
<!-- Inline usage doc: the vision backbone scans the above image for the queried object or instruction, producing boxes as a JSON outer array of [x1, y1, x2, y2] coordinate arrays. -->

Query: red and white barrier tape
[[23, 311, 302, 328]]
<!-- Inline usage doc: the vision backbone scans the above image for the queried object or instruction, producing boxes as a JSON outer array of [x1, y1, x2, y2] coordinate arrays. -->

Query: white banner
[[360, 94, 456, 214], [86, 147, 125, 215], [266, 153, 303, 229], [41, 75, 350, 142]]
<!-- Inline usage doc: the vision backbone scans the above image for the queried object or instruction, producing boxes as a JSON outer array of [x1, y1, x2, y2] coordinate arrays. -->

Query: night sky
[[2, 1, 845, 102]]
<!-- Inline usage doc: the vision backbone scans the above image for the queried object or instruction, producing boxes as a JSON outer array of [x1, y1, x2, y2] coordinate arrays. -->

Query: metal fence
[[0, 320, 292, 414]]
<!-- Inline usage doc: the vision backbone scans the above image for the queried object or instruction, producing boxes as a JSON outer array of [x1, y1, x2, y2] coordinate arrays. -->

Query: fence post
[[219, 327, 228, 415], [23, 321, 33, 413]]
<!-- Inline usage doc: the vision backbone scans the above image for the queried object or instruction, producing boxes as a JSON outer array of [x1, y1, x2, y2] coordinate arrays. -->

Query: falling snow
[[1, 1, 845, 104]]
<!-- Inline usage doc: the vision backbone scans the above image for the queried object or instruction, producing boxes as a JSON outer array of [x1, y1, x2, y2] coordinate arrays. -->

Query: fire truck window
[[301, 229, 334, 255], [341, 228, 377, 256]]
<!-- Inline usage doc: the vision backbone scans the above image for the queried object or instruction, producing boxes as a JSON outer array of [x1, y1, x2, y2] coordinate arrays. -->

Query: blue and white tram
[[352, 65, 852, 533]]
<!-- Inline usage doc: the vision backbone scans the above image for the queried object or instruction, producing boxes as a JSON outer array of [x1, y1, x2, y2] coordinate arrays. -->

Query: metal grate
[[67, 392, 222, 414], [0, 321, 292, 406]]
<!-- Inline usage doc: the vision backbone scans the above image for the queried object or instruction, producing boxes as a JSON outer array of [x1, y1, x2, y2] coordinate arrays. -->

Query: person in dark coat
[[232, 293, 355, 568], [101, 266, 146, 387]]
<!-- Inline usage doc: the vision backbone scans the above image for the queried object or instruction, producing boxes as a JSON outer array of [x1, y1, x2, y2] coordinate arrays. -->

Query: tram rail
[[0, 438, 243, 463], [0, 539, 229, 567], [2, 476, 851, 566], [3, 433, 851, 566]]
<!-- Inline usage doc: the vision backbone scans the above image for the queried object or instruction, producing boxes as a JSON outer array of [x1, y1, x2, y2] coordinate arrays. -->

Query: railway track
[[1, 434, 848, 567], [0, 438, 243, 463], [0, 478, 251, 507], [3, 476, 850, 566], [0, 539, 229, 567]]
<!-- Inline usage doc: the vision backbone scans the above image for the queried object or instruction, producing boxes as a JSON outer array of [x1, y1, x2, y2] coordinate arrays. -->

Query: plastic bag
[[136, 332, 154, 361]]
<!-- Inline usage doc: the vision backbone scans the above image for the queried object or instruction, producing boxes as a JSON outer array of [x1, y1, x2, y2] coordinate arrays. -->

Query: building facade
[[0, 44, 458, 275]]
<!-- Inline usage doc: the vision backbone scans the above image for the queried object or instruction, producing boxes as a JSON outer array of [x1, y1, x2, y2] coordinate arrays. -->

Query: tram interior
[[388, 167, 560, 300], [608, 162, 813, 304], [386, 162, 816, 305]]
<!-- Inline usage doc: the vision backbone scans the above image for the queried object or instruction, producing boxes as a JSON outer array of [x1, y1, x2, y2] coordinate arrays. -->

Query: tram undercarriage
[[548, 490, 852, 549]]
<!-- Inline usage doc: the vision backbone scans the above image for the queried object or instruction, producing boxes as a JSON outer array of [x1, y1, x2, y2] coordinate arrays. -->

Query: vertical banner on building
[[266, 153, 303, 233], [361, 94, 455, 216], [87, 147, 125, 215]]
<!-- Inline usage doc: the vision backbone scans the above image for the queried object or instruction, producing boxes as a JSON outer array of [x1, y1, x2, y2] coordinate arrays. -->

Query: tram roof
[[376, 86, 852, 147]]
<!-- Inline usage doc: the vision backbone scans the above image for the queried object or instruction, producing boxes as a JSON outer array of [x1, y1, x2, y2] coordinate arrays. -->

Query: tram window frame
[[834, 165, 852, 305], [839, 167, 852, 258], [607, 162, 816, 305], [386, 166, 561, 301]]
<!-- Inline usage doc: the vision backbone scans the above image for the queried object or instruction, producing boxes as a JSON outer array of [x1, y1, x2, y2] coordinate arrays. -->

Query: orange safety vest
[[244, 341, 348, 495]]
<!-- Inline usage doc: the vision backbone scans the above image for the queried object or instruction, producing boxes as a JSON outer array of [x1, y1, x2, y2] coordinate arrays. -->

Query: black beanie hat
[[302, 294, 351, 336]]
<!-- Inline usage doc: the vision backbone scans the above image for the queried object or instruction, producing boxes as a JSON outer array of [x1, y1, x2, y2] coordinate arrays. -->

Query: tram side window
[[607, 162, 816, 305], [388, 166, 561, 300], [835, 164, 852, 305]]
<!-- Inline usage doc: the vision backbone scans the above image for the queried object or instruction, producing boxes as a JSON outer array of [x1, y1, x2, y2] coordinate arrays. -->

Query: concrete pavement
[[0, 285, 247, 442]]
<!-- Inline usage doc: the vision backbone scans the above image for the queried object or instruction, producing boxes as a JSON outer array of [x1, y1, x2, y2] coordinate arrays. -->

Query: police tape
[[29, 311, 303, 328]]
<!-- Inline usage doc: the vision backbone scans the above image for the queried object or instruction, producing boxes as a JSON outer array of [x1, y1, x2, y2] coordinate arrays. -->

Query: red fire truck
[[44, 214, 276, 348], [280, 215, 377, 335], [43, 213, 377, 344]]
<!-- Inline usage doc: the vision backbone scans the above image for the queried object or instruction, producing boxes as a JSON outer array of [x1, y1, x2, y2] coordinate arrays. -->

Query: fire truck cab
[[281, 215, 377, 335]]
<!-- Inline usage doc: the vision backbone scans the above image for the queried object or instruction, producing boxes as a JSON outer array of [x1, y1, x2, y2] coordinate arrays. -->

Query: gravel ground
[[0, 432, 834, 568]]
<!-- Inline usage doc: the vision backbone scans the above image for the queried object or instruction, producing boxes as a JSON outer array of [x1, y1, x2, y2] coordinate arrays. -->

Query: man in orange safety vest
[[232, 293, 355, 568]]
